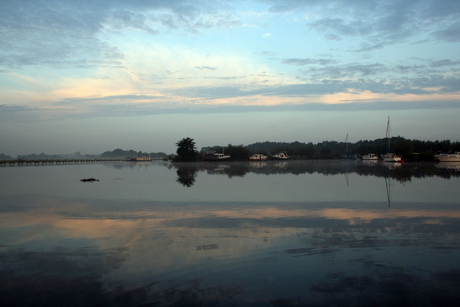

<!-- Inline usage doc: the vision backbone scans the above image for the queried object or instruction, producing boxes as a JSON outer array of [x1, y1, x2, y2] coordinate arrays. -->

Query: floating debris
[[80, 177, 99, 183]]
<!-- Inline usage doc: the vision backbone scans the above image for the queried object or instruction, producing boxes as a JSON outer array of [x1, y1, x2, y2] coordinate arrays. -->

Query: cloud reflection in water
[[0, 161, 459, 306]]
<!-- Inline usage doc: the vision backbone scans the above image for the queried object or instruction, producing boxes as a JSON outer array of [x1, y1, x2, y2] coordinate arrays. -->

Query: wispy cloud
[[432, 22, 460, 42], [269, 0, 460, 48], [195, 66, 217, 70], [282, 58, 338, 66], [430, 59, 460, 68]]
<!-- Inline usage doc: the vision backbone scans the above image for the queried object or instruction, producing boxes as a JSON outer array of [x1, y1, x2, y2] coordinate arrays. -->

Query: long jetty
[[0, 158, 162, 167]]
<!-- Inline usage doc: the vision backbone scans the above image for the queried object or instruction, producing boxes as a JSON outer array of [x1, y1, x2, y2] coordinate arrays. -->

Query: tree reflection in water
[[176, 166, 197, 187], [170, 161, 460, 188]]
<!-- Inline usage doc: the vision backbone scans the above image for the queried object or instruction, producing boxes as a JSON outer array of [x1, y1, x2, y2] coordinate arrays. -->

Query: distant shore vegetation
[[1, 149, 167, 161], [173, 137, 460, 163], [1, 137, 459, 162]]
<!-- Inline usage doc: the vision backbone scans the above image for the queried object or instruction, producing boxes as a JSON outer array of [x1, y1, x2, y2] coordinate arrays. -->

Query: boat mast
[[345, 133, 348, 153], [386, 116, 390, 151]]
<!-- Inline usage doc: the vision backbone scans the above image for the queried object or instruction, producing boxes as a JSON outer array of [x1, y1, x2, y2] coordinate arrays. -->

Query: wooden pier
[[0, 158, 160, 167]]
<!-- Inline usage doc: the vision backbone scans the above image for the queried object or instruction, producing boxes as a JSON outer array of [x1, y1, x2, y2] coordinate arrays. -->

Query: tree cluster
[[101, 148, 167, 159], [0, 153, 13, 160], [16, 153, 65, 160], [177, 137, 460, 162]]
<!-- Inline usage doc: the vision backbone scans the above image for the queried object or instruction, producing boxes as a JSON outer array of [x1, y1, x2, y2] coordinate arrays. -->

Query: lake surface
[[1, 160, 460, 306]]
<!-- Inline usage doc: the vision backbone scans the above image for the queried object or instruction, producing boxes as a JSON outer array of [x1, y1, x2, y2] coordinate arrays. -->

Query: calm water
[[1, 160, 460, 306]]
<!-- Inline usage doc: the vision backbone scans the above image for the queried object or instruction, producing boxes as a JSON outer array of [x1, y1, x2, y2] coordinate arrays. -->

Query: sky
[[1, 0, 460, 156]]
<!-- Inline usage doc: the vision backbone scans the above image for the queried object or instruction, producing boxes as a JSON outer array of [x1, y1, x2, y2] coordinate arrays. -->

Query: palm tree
[[175, 137, 197, 161]]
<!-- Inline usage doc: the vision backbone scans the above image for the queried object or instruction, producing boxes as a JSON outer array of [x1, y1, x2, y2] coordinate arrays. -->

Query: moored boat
[[381, 116, 403, 162], [203, 151, 231, 161], [272, 152, 289, 160], [362, 153, 378, 160], [128, 155, 152, 161], [435, 152, 460, 162], [381, 152, 403, 162], [249, 154, 267, 161]]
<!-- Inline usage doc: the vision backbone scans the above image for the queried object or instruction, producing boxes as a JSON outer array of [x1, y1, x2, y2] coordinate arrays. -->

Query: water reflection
[[385, 175, 392, 207], [2, 194, 460, 306], [436, 162, 460, 172], [1, 161, 460, 306], [100, 160, 460, 183], [170, 160, 460, 188], [176, 166, 197, 187]]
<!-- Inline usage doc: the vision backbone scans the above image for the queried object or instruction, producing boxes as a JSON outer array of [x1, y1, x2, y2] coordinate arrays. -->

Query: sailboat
[[381, 116, 403, 162], [341, 133, 355, 159]]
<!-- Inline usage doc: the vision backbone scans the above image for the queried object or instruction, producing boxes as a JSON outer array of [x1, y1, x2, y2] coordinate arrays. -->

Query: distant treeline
[[2, 149, 167, 160], [100, 148, 167, 159], [0, 153, 14, 160], [16, 153, 74, 160], [2, 138, 459, 161], [203, 137, 460, 161]]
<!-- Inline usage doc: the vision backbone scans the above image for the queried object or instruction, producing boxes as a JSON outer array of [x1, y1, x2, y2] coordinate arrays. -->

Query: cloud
[[106, 10, 159, 35], [433, 22, 460, 42], [5, 67, 459, 120], [307, 4, 417, 49], [0, 0, 243, 69], [170, 72, 460, 100], [191, 12, 243, 30], [303, 63, 387, 79], [0, 104, 33, 113], [421, 0, 460, 21], [267, 0, 460, 48], [324, 33, 341, 41], [1, 1, 459, 116], [430, 59, 460, 68], [309, 18, 372, 37], [266, 0, 323, 13], [282, 58, 338, 66], [0, 0, 123, 68], [4, 98, 460, 123], [352, 43, 385, 53], [394, 64, 426, 74], [195, 66, 217, 70]]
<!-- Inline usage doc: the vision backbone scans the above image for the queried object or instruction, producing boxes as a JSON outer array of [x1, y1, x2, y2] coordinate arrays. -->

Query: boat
[[341, 133, 355, 159], [272, 152, 289, 160], [381, 117, 403, 162], [249, 154, 267, 161], [434, 152, 460, 162], [381, 152, 402, 162], [128, 155, 152, 161], [203, 151, 231, 161], [362, 153, 379, 160]]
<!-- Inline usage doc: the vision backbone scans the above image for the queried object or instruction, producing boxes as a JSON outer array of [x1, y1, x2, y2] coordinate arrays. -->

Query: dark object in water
[[80, 177, 99, 182]]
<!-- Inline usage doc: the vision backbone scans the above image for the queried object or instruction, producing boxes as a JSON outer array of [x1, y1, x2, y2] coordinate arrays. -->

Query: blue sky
[[1, 0, 459, 155]]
